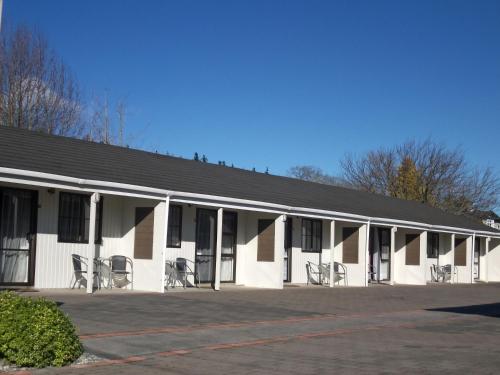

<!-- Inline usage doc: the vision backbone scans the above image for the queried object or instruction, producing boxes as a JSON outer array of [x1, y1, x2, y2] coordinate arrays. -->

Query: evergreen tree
[[193, 152, 199, 161], [393, 157, 421, 201]]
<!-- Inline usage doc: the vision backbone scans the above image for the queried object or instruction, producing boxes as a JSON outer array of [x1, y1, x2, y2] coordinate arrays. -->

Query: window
[[58, 192, 103, 244], [301, 219, 322, 252], [427, 232, 439, 258], [167, 205, 182, 247]]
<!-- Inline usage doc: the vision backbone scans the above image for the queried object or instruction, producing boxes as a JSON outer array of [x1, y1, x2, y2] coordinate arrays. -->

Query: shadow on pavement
[[427, 302, 500, 318]]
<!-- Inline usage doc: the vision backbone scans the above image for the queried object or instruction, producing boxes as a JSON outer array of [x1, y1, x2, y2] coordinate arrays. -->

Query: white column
[[214, 208, 223, 291], [485, 237, 490, 283], [470, 234, 475, 284], [329, 220, 335, 287], [86, 192, 98, 294], [450, 233, 455, 283], [390, 226, 397, 285], [364, 221, 371, 287], [275, 215, 286, 290], [160, 195, 170, 293]]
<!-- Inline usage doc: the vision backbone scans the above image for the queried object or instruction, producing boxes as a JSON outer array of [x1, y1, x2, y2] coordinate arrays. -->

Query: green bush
[[0, 291, 83, 368]]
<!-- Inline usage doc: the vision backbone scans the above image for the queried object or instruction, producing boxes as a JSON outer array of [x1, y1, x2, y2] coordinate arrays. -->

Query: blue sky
[[4, 0, 500, 176]]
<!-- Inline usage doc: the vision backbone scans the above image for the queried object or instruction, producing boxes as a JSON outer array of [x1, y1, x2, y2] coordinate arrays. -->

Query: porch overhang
[[1, 166, 500, 239]]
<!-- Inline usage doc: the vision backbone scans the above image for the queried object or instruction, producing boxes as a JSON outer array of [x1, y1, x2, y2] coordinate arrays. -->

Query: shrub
[[0, 291, 83, 368]]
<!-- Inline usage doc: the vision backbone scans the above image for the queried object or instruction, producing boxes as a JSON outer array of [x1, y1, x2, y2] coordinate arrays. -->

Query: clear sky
[[4, 0, 500, 177]]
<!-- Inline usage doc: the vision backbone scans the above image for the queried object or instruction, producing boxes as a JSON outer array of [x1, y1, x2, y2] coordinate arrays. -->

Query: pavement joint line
[[79, 308, 430, 340]]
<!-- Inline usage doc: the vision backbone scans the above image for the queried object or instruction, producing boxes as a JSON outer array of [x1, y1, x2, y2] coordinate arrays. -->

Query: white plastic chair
[[334, 262, 348, 286], [70, 254, 100, 289], [109, 255, 133, 289], [306, 261, 322, 285]]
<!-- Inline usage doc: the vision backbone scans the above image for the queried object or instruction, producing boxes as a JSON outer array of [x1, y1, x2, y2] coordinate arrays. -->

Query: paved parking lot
[[17, 283, 500, 374]]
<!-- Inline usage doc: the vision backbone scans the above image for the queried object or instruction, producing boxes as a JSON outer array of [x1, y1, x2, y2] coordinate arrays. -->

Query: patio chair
[[70, 254, 99, 289], [306, 261, 322, 285], [109, 255, 133, 289], [334, 262, 348, 286], [441, 264, 457, 283], [95, 257, 112, 288], [318, 263, 330, 285], [174, 257, 199, 289], [431, 264, 441, 282], [164, 260, 180, 290]]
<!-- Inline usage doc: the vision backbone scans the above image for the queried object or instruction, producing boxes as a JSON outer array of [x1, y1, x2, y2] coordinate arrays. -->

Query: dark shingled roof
[[0, 126, 497, 233]]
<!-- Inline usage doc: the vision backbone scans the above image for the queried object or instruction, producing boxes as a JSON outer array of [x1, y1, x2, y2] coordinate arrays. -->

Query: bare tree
[[116, 99, 126, 146], [341, 139, 500, 216], [0, 26, 83, 136], [287, 165, 347, 187]]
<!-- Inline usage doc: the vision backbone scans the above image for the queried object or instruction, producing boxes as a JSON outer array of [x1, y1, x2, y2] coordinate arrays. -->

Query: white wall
[[35, 190, 124, 289], [454, 236, 472, 284], [164, 204, 197, 286], [478, 237, 487, 281], [289, 218, 329, 284], [394, 229, 426, 285], [333, 221, 366, 287], [31, 187, 166, 292], [239, 212, 283, 289], [487, 238, 500, 282], [119, 197, 164, 292]]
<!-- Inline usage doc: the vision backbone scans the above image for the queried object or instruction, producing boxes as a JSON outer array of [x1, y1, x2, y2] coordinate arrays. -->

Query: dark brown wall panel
[[343, 227, 359, 264], [257, 219, 275, 262], [134, 207, 154, 260], [454, 237, 467, 266], [405, 233, 420, 266]]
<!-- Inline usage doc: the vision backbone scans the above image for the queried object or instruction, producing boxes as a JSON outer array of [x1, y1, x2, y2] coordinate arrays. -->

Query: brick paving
[[12, 283, 500, 374]]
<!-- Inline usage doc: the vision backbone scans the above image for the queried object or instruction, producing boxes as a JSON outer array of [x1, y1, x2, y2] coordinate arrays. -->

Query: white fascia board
[[1, 167, 500, 238]]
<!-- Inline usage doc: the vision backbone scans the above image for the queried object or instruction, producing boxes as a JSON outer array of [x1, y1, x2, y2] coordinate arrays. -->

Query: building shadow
[[427, 302, 500, 318]]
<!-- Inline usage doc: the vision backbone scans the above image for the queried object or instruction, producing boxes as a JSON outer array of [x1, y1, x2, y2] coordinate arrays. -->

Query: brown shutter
[[405, 234, 420, 265], [257, 219, 275, 262], [134, 207, 154, 259], [342, 227, 359, 264], [454, 237, 467, 266]]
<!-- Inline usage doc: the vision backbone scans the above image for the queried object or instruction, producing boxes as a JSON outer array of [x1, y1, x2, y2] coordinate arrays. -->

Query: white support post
[[470, 234, 475, 284], [86, 192, 98, 294], [450, 233, 455, 283], [214, 208, 223, 291], [485, 237, 490, 283], [161, 195, 170, 293], [329, 220, 335, 287], [390, 226, 397, 285], [275, 215, 286, 290], [364, 221, 371, 287]]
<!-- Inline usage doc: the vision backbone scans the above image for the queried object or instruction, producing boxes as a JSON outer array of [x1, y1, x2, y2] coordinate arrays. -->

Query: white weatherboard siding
[[454, 236, 473, 284], [240, 212, 282, 288], [35, 191, 165, 292], [488, 238, 500, 282], [333, 221, 366, 287], [165, 204, 197, 285], [394, 229, 426, 285], [290, 219, 330, 284], [119, 198, 164, 292], [4, 181, 498, 292], [439, 233, 453, 269], [478, 237, 487, 281], [35, 191, 123, 288]]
